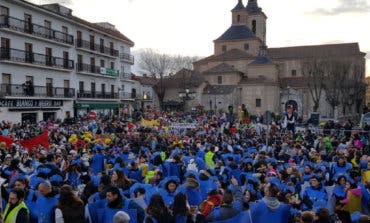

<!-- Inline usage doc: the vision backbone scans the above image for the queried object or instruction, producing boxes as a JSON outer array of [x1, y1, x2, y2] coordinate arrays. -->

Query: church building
[[162, 0, 366, 119]]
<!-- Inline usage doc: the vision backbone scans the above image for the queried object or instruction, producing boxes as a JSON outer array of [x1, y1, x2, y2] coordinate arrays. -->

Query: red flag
[[20, 131, 49, 151], [0, 135, 14, 149]]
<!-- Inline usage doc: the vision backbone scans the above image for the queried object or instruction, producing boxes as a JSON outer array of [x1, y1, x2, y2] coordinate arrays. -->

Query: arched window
[[237, 15, 240, 22], [252, 20, 256, 34]]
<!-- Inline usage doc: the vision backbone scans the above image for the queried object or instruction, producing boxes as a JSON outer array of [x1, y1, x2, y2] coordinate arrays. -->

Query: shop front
[[74, 101, 119, 117], [0, 99, 73, 123]]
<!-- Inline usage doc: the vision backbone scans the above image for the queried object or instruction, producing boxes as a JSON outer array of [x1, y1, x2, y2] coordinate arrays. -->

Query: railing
[[0, 48, 74, 69], [76, 63, 119, 77], [0, 15, 74, 45], [76, 63, 101, 74], [119, 73, 132, 80], [0, 84, 75, 98], [121, 92, 133, 99], [76, 39, 119, 57], [120, 53, 134, 64], [77, 91, 118, 99]]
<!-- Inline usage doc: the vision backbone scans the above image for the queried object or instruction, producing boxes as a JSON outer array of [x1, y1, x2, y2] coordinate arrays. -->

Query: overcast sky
[[29, 0, 370, 75]]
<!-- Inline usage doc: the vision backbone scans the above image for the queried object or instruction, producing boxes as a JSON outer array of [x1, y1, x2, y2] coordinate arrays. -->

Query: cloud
[[312, 0, 370, 15]]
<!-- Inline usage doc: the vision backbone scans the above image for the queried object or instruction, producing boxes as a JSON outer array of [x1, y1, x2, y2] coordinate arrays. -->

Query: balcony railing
[[0, 15, 74, 45], [76, 63, 119, 77], [121, 92, 133, 100], [0, 84, 75, 98], [77, 91, 118, 99], [119, 73, 132, 80], [120, 53, 134, 64], [0, 48, 74, 70], [76, 39, 119, 57]]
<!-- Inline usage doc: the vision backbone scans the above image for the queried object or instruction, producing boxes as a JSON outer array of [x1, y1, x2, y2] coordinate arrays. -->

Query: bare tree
[[136, 48, 202, 109], [301, 59, 326, 112], [324, 59, 350, 118], [352, 62, 366, 113]]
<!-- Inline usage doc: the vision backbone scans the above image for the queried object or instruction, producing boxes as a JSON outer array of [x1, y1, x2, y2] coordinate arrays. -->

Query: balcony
[[0, 15, 74, 45], [77, 91, 118, 99], [120, 53, 134, 64], [76, 39, 119, 57], [0, 84, 75, 98], [121, 92, 134, 100], [76, 63, 119, 77], [119, 73, 132, 81], [0, 48, 74, 70]]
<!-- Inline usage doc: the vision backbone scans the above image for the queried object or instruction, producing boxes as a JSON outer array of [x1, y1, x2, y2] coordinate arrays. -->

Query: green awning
[[74, 103, 119, 109]]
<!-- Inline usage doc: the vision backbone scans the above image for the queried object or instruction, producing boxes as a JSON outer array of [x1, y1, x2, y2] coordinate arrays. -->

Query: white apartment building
[[0, 0, 135, 123]]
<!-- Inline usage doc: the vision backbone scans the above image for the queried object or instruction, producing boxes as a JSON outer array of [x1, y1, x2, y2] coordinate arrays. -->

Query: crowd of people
[[0, 108, 370, 223]]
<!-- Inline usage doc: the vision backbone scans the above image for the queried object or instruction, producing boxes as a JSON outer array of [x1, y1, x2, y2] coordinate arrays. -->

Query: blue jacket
[[35, 192, 59, 223], [92, 153, 105, 175], [250, 201, 291, 223], [302, 185, 328, 211]]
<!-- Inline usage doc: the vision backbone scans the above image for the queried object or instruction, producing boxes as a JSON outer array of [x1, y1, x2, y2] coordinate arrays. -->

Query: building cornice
[[7, 0, 134, 47]]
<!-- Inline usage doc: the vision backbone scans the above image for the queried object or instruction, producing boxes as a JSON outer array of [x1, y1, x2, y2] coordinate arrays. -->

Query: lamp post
[[179, 88, 195, 111]]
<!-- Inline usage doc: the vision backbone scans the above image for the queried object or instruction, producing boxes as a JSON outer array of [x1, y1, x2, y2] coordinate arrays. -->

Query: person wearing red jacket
[[199, 189, 223, 217]]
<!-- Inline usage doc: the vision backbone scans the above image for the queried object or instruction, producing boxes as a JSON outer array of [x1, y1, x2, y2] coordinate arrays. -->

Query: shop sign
[[100, 67, 119, 77], [0, 99, 63, 108]]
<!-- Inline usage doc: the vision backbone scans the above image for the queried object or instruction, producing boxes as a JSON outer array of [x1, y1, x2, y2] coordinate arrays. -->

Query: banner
[[19, 131, 49, 151], [170, 123, 196, 129], [0, 135, 14, 149], [141, 119, 160, 128]]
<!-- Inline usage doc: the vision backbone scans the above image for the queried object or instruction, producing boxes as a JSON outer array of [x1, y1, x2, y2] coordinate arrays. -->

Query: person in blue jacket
[[205, 177, 243, 222], [250, 182, 291, 223], [91, 145, 105, 175], [104, 186, 145, 223], [301, 175, 328, 211], [36, 180, 59, 223]]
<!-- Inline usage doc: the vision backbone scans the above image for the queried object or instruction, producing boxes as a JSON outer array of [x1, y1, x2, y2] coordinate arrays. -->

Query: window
[[244, 43, 249, 50], [63, 51, 69, 69], [2, 73, 11, 95], [237, 15, 240, 22], [44, 20, 52, 37], [217, 76, 222, 84], [252, 20, 256, 34], [100, 59, 105, 68], [25, 43, 33, 63], [79, 81, 84, 93], [62, 26, 68, 42], [91, 82, 96, 96], [256, 98, 261, 107], [222, 45, 227, 52], [77, 54, 83, 70], [64, 80, 70, 97], [100, 38, 104, 53], [76, 31, 82, 46], [0, 6, 9, 16], [1, 37, 10, 59], [45, 47, 52, 66], [101, 84, 105, 95], [110, 61, 114, 69], [90, 57, 95, 73], [111, 85, 114, 96], [291, 69, 297, 77], [46, 78, 53, 97], [24, 14, 32, 33], [110, 42, 114, 55], [89, 35, 95, 50]]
